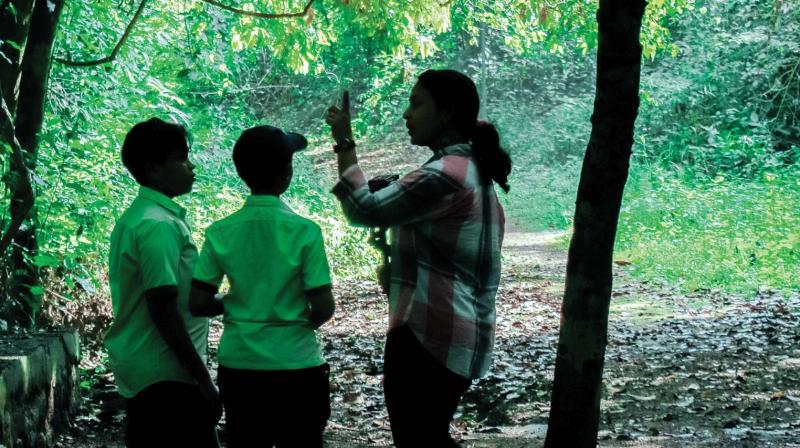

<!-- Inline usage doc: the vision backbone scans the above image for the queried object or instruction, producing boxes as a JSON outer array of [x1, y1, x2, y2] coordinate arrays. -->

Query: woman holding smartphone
[[326, 69, 510, 447]]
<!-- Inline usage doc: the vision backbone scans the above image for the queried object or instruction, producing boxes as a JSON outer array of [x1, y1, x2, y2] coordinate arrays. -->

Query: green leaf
[[32, 254, 60, 268]]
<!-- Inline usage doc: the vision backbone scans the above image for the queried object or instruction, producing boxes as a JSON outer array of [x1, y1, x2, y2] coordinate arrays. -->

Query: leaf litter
[[57, 230, 800, 447]]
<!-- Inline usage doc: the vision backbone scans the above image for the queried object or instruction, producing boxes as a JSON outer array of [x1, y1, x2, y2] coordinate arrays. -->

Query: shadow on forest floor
[[58, 228, 800, 447]]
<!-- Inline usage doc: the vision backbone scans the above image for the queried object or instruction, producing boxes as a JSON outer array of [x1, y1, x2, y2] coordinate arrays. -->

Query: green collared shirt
[[105, 186, 208, 398], [193, 195, 331, 370]]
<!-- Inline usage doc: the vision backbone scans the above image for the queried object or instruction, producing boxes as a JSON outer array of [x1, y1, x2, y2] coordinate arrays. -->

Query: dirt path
[[57, 217, 800, 446], [462, 230, 800, 448], [321, 228, 800, 447]]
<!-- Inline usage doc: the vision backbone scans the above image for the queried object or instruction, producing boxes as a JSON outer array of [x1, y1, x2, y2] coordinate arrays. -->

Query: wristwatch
[[333, 137, 357, 153]]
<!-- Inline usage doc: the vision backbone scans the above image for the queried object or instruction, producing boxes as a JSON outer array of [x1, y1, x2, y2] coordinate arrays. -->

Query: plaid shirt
[[332, 143, 505, 379]]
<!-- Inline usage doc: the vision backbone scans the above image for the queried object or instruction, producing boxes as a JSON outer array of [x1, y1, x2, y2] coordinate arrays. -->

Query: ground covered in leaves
[[57, 229, 800, 447]]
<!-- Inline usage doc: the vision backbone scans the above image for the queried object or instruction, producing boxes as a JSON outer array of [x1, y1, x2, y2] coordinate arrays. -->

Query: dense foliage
[[616, 0, 800, 293], [494, 0, 800, 293], [1, 0, 797, 339]]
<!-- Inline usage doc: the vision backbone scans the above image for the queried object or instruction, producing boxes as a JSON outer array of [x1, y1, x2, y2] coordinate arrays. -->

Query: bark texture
[[1, 0, 64, 328], [0, 0, 35, 111], [544, 1, 647, 446]]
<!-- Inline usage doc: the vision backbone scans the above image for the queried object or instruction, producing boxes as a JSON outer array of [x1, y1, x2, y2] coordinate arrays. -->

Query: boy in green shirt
[[190, 125, 335, 447], [105, 118, 220, 447]]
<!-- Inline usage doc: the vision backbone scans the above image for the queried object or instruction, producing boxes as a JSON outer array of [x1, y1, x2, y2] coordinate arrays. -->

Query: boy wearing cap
[[106, 118, 220, 447], [189, 125, 335, 447]]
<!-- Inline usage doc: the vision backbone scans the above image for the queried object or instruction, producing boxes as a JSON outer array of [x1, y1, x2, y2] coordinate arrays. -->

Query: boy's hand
[[326, 90, 354, 145]]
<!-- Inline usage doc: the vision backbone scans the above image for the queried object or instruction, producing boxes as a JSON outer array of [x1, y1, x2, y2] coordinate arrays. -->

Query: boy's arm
[[189, 280, 224, 317], [145, 285, 222, 422], [305, 284, 335, 328]]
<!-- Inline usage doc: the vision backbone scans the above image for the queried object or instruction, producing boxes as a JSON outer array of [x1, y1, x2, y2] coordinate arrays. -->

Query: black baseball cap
[[233, 125, 308, 190], [234, 125, 308, 156]]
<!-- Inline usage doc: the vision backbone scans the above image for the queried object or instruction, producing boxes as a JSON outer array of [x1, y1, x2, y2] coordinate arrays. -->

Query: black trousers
[[125, 381, 219, 448], [217, 363, 330, 448], [383, 326, 472, 448]]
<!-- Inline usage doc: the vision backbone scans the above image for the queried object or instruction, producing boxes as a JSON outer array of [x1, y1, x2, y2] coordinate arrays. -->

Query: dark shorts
[[218, 363, 331, 448], [125, 381, 219, 448]]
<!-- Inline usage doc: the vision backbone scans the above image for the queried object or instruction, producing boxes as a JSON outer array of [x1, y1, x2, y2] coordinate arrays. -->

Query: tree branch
[[54, 0, 148, 67], [0, 92, 33, 257], [199, 0, 315, 19]]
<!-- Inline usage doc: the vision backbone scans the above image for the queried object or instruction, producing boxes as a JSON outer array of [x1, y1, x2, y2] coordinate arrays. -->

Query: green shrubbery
[[616, 165, 799, 293], [6, 0, 797, 338], [497, 0, 800, 294], [609, 0, 800, 294]]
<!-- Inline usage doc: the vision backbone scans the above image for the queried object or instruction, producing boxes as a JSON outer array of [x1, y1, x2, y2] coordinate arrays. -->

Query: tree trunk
[[0, 0, 36, 111], [0, 0, 35, 329], [544, 1, 646, 447], [0, 0, 63, 329], [0, 92, 34, 328], [478, 22, 488, 119], [5, 0, 64, 328], [16, 0, 64, 153]]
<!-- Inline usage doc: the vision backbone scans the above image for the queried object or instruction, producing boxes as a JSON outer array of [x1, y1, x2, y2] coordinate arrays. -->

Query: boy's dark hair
[[233, 125, 307, 191], [121, 118, 190, 184]]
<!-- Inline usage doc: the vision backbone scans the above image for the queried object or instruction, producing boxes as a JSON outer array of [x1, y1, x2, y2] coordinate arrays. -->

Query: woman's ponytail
[[472, 121, 511, 193], [416, 69, 512, 192]]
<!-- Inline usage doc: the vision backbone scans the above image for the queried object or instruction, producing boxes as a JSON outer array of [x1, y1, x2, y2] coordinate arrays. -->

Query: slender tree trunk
[[544, 1, 646, 447], [5, 0, 64, 328], [478, 22, 488, 119]]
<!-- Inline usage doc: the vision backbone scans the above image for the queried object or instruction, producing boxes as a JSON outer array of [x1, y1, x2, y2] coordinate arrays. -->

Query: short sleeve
[[302, 225, 332, 291], [137, 220, 181, 290], [193, 231, 225, 288]]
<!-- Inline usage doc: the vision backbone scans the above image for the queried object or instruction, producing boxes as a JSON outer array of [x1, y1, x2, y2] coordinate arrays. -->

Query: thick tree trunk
[[0, 0, 35, 329], [16, 0, 63, 153], [0, 92, 34, 328], [0, 0, 36, 111], [5, 0, 64, 328], [0, 0, 63, 329], [544, 1, 646, 447]]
